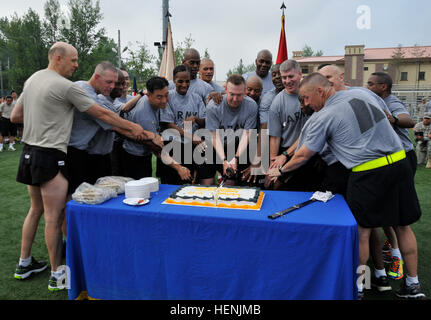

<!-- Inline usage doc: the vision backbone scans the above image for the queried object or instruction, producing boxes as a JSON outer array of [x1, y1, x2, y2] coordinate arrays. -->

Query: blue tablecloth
[[66, 184, 358, 300]]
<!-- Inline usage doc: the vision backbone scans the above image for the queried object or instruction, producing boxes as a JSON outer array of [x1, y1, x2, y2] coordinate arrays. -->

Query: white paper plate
[[123, 198, 149, 206]]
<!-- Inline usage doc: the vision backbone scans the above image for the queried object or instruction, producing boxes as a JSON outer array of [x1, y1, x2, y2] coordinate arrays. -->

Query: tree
[[43, 0, 63, 45], [0, 9, 48, 93], [302, 44, 323, 57], [203, 48, 210, 59], [226, 59, 255, 78], [174, 34, 195, 66], [124, 41, 156, 88], [60, 0, 106, 80]]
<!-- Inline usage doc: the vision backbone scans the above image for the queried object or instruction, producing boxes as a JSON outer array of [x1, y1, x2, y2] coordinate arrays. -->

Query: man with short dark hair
[[243, 50, 275, 95], [201, 74, 258, 185], [123, 76, 191, 181]]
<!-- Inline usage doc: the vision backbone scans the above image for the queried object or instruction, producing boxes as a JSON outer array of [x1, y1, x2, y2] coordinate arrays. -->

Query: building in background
[[294, 45, 431, 120]]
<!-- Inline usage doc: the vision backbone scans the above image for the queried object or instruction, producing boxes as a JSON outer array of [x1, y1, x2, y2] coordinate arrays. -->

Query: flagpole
[[276, 2, 288, 64]]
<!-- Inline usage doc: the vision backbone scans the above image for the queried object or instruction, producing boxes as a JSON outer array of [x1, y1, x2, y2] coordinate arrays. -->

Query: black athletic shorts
[[320, 161, 350, 197], [87, 153, 112, 185], [122, 151, 152, 180], [346, 158, 421, 228], [0, 117, 17, 137], [406, 149, 417, 176], [66, 146, 91, 195], [277, 154, 327, 192], [16, 144, 68, 186]]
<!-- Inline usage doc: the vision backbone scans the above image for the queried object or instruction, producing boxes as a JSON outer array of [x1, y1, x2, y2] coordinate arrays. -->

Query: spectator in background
[[199, 58, 225, 93], [425, 98, 431, 113], [414, 112, 431, 168], [0, 95, 17, 151]]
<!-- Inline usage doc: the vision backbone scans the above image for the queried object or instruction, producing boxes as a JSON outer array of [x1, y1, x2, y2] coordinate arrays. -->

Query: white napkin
[[310, 191, 334, 203]]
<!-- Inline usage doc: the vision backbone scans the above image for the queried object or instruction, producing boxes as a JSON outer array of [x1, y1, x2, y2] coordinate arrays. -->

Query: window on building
[[400, 72, 408, 81], [364, 67, 369, 71], [301, 66, 309, 74], [418, 72, 425, 81]]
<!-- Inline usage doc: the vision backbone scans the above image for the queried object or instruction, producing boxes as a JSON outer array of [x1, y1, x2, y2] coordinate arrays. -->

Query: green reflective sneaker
[[14, 257, 48, 280], [48, 272, 67, 292]]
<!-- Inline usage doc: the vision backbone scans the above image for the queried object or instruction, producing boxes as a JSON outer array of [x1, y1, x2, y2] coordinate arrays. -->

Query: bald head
[[318, 65, 345, 91], [47, 42, 78, 78], [183, 48, 201, 79], [48, 42, 77, 61], [257, 49, 273, 61], [255, 49, 273, 78], [246, 75, 263, 103]]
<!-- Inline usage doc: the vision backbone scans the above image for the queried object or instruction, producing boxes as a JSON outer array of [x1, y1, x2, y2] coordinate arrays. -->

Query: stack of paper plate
[[125, 180, 151, 199], [139, 177, 159, 193]]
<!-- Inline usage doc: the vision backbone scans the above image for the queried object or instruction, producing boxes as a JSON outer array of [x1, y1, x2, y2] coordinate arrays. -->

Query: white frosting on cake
[[172, 186, 260, 207]]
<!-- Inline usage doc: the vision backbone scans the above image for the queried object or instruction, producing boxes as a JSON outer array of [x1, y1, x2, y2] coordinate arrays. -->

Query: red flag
[[276, 11, 288, 64]]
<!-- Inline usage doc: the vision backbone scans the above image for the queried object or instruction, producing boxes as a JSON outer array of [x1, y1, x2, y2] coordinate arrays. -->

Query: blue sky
[[2, 0, 429, 80]]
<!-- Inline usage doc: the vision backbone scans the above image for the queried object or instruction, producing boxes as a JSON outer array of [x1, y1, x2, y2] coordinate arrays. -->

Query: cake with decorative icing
[[164, 185, 264, 210]]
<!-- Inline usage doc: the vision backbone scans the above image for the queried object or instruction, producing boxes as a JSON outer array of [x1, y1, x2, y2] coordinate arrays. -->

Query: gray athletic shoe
[[395, 282, 426, 300]]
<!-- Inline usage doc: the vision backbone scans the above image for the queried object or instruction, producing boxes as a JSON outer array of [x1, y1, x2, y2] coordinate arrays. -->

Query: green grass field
[[0, 143, 429, 300]]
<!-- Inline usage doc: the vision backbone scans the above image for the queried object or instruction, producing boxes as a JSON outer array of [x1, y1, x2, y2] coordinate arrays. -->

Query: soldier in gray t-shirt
[[243, 49, 275, 96], [201, 75, 258, 185], [123, 76, 191, 181], [367, 73, 416, 163], [265, 60, 308, 190], [159, 65, 207, 184], [269, 73, 423, 299]]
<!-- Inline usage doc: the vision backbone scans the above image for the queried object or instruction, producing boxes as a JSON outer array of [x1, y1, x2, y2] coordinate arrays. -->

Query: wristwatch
[[282, 151, 288, 157], [278, 166, 284, 175], [138, 89, 144, 97], [393, 115, 399, 125]]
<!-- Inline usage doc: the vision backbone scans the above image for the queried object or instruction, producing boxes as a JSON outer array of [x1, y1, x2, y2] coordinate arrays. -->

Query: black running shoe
[[371, 276, 392, 292], [14, 257, 48, 280], [396, 282, 426, 299]]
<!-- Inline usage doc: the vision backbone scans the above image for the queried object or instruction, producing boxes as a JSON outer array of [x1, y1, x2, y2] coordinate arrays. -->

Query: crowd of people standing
[[5, 41, 427, 300]]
